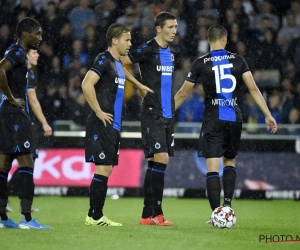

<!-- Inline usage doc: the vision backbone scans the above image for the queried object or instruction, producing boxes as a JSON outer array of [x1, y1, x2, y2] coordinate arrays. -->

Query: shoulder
[[226, 51, 246, 62], [94, 51, 112, 65], [137, 39, 156, 53], [169, 44, 180, 55], [192, 53, 211, 66]]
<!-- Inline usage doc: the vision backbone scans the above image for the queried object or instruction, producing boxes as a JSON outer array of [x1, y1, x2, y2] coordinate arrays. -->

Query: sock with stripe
[[18, 167, 34, 222], [142, 161, 154, 218], [206, 172, 221, 211], [0, 171, 8, 221], [90, 174, 108, 220], [222, 166, 236, 207], [151, 162, 167, 217]]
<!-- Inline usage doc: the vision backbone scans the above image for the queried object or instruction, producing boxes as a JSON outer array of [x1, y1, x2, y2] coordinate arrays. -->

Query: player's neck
[[16, 39, 28, 53], [107, 48, 121, 61], [210, 42, 225, 51], [155, 36, 168, 48]]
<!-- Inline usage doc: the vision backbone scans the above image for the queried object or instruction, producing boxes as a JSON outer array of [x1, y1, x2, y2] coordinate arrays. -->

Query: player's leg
[[222, 157, 236, 208], [17, 154, 50, 229], [222, 121, 242, 208], [140, 114, 155, 221], [90, 164, 121, 226], [85, 116, 122, 226], [199, 120, 224, 223], [206, 158, 222, 211], [0, 154, 19, 228], [140, 115, 172, 226]]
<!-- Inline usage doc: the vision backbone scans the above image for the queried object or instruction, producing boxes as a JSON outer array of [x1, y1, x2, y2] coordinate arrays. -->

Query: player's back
[[0, 44, 28, 112], [188, 49, 249, 122]]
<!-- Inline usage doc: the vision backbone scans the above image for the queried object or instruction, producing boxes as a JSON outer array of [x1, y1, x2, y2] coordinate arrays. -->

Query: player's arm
[[174, 80, 195, 111], [242, 71, 277, 133], [28, 88, 52, 136], [0, 58, 25, 108], [81, 70, 113, 126], [123, 67, 153, 98]]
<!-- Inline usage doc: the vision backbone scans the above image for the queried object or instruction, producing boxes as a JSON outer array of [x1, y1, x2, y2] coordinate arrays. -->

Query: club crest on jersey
[[171, 53, 174, 61], [99, 152, 105, 159], [155, 142, 161, 149], [24, 141, 30, 148]]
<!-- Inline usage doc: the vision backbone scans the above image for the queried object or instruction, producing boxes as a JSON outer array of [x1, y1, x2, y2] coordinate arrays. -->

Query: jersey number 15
[[212, 64, 236, 93]]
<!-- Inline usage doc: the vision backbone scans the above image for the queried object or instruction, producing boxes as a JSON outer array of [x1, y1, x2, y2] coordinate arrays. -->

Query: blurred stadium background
[[1, 0, 300, 199]]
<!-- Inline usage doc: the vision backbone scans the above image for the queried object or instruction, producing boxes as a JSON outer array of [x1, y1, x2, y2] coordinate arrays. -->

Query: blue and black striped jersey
[[128, 38, 179, 118], [186, 49, 249, 122], [90, 50, 125, 132]]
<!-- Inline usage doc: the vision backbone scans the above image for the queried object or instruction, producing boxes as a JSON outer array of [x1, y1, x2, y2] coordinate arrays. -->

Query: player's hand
[[9, 98, 25, 109], [138, 85, 154, 100], [265, 115, 278, 133], [96, 111, 113, 127], [42, 123, 53, 137]]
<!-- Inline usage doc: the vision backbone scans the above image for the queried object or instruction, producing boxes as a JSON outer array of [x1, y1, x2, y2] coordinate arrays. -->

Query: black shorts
[[85, 112, 120, 165], [198, 119, 242, 159], [0, 108, 32, 155], [31, 122, 39, 159], [141, 112, 174, 158]]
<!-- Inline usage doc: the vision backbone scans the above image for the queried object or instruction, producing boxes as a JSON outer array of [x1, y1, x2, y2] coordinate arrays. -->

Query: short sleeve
[[240, 56, 250, 73], [186, 59, 201, 83], [90, 56, 108, 77], [128, 43, 150, 63], [4, 48, 26, 67], [27, 69, 36, 89]]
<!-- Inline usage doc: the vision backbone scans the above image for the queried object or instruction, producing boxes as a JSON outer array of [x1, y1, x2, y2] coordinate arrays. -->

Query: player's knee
[[154, 153, 169, 165], [17, 155, 34, 168], [0, 155, 13, 172], [95, 165, 113, 177], [222, 156, 235, 167]]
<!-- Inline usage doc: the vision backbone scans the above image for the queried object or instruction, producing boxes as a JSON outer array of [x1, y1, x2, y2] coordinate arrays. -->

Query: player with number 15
[[174, 25, 277, 223]]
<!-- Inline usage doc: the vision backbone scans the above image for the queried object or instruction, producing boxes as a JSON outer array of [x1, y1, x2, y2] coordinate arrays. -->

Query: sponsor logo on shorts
[[155, 142, 161, 149], [24, 141, 30, 148], [99, 152, 105, 159]]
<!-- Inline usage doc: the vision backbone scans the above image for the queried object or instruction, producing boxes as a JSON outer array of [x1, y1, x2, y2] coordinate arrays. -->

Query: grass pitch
[[1, 197, 299, 250]]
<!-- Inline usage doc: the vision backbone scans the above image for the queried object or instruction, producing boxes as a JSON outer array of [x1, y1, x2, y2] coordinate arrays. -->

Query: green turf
[[1, 197, 299, 250]]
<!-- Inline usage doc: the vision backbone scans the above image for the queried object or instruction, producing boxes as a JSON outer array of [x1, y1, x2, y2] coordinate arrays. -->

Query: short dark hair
[[16, 17, 41, 38], [207, 25, 227, 43], [154, 11, 176, 28], [106, 23, 130, 47]]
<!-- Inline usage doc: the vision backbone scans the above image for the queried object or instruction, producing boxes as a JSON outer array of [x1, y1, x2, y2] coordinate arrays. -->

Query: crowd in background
[[1, 0, 300, 134]]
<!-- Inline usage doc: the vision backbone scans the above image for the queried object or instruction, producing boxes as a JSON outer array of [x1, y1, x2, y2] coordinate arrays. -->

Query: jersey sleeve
[[4, 48, 26, 67], [90, 56, 108, 77], [127, 43, 150, 63], [240, 56, 250, 73], [27, 69, 36, 89], [186, 59, 201, 83]]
